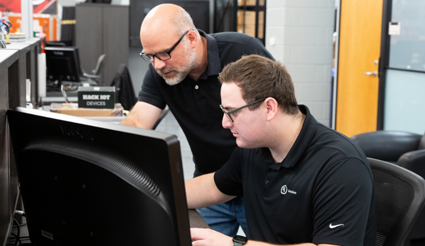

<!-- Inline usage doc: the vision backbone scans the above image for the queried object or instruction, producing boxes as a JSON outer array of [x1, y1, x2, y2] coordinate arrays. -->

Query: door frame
[[377, 0, 392, 130], [330, 1, 341, 130]]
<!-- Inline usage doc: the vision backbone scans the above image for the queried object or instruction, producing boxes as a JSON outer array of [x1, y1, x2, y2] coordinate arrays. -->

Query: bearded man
[[120, 3, 274, 236]]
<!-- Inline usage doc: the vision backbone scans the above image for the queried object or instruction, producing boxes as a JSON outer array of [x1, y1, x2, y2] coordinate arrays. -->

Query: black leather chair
[[351, 131, 425, 163], [368, 158, 425, 246], [352, 131, 425, 245], [111, 64, 137, 110]]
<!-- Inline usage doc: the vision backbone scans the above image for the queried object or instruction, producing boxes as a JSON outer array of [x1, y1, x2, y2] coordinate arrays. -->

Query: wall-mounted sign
[[389, 22, 401, 35]]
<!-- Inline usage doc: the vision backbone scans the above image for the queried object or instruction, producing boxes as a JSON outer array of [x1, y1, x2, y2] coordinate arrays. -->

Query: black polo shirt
[[215, 105, 376, 246], [138, 30, 274, 175]]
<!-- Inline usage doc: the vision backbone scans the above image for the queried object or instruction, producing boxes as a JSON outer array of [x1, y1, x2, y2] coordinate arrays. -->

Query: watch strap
[[233, 235, 247, 245]]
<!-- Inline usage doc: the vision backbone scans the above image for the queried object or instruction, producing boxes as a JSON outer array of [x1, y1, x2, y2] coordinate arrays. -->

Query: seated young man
[[185, 55, 376, 246]]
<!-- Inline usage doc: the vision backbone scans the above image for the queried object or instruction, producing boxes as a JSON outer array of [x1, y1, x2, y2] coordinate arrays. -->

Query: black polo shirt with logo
[[214, 105, 377, 246], [138, 30, 274, 175]]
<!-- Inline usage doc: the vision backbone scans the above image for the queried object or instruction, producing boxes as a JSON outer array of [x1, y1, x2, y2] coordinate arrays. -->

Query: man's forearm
[[120, 116, 137, 127], [185, 173, 234, 209]]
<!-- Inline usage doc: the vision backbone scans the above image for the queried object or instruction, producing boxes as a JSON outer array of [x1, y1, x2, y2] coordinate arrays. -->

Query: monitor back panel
[[7, 108, 191, 246]]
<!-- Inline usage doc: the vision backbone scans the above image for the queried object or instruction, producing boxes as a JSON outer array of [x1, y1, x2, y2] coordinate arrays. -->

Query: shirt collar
[[255, 105, 317, 170], [197, 29, 221, 80]]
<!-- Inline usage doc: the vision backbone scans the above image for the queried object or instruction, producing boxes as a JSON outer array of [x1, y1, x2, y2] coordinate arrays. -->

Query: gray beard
[[158, 67, 190, 86], [157, 40, 197, 86]]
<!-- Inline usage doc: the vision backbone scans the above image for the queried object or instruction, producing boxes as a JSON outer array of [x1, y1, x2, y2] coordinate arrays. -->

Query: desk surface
[[0, 50, 18, 64], [189, 209, 209, 228], [4, 38, 40, 50]]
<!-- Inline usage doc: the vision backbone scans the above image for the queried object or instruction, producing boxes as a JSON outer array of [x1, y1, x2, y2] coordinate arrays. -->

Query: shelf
[[234, 0, 266, 43]]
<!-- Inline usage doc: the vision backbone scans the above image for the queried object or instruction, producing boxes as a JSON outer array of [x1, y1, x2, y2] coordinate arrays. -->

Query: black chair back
[[351, 131, 422, 162], [368, 158, 425, 246]]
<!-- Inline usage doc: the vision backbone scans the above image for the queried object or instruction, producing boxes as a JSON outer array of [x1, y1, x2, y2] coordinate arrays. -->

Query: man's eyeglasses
[[220, 98, 266, 122], [140, 30, 189, 62]]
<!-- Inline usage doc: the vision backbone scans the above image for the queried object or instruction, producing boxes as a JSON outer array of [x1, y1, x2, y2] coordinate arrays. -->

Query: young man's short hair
[[218, 54, 298, 115]]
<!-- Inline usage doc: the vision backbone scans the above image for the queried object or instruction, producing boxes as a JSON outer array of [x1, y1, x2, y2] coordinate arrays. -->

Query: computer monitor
[[45, 47, 81, 83], [7, 107, 191, 246]]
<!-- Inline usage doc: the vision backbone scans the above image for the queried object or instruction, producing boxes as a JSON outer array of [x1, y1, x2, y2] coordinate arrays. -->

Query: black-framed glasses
[[140, 30, 189, 62], [220, 98, 267, 122]]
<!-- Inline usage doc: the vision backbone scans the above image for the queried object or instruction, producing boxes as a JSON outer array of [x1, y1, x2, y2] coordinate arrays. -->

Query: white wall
[[265, 0, 334, 126]]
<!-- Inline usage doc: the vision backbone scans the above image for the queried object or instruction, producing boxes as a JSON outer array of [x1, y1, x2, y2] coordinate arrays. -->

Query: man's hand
[[190, 228, 339, 246], [191, 228, 232, 246]]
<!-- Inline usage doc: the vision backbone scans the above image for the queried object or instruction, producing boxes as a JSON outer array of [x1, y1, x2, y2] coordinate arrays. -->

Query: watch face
[[233, 235, 248, 244]]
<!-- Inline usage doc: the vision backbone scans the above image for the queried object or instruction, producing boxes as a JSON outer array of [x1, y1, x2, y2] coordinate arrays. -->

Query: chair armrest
[[351, 131, 422, 162], [398, 149, 425, 175], [82, 74, 100, 79], [397, 149, 425, 239]]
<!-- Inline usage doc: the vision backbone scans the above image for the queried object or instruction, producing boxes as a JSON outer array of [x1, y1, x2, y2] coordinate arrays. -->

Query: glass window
[[388, 0, 425, 72]]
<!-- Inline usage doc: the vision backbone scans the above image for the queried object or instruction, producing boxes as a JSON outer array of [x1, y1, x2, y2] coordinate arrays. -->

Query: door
[[335, 0, 384, 137]]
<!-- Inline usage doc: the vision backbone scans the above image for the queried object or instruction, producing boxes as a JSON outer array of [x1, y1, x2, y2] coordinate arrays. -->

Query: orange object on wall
[[7, 16, 21, 34], [34, 16, 57, 41], [6, 15, 57, 42]]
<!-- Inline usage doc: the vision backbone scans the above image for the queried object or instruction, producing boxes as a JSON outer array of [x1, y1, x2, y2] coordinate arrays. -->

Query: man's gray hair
[[172, 8, 200, 38]]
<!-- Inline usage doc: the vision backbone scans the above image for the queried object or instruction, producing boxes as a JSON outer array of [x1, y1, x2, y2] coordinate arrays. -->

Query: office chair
[[368, 158, 425, 246], [152, 106, 170, 130], [81, 54, 106, 84], [351, 131, 425, 245]]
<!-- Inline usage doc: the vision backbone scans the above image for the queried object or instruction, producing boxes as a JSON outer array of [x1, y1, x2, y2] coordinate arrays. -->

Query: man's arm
[[190, 228, 338, 246], [185, 173, 235, 209], [120, 101, 163, 129]]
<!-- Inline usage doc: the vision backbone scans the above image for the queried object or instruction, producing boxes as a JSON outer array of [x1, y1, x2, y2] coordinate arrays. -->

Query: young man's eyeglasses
[[140, 30, 189, 62], [220, 98, 266, 122]]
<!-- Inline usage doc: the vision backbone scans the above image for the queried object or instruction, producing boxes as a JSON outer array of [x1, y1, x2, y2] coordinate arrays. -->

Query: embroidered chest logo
[[329, 223, 344, 229], [280, 185, 297, 195]]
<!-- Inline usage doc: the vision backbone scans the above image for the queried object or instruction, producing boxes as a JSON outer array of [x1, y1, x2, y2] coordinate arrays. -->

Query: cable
[[12, 223, 27, 228], [10, 211, 33, 246], [9, 232, 21, 246], [11, 213, 33, 246], [13, 219, 21, 246]]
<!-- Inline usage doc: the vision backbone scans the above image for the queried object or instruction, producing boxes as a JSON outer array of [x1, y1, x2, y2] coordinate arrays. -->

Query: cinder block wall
[[265, 0, 334, 127]]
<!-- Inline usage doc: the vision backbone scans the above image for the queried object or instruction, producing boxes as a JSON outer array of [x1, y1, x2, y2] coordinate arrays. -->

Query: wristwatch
[[233, 235, 248, 246]]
